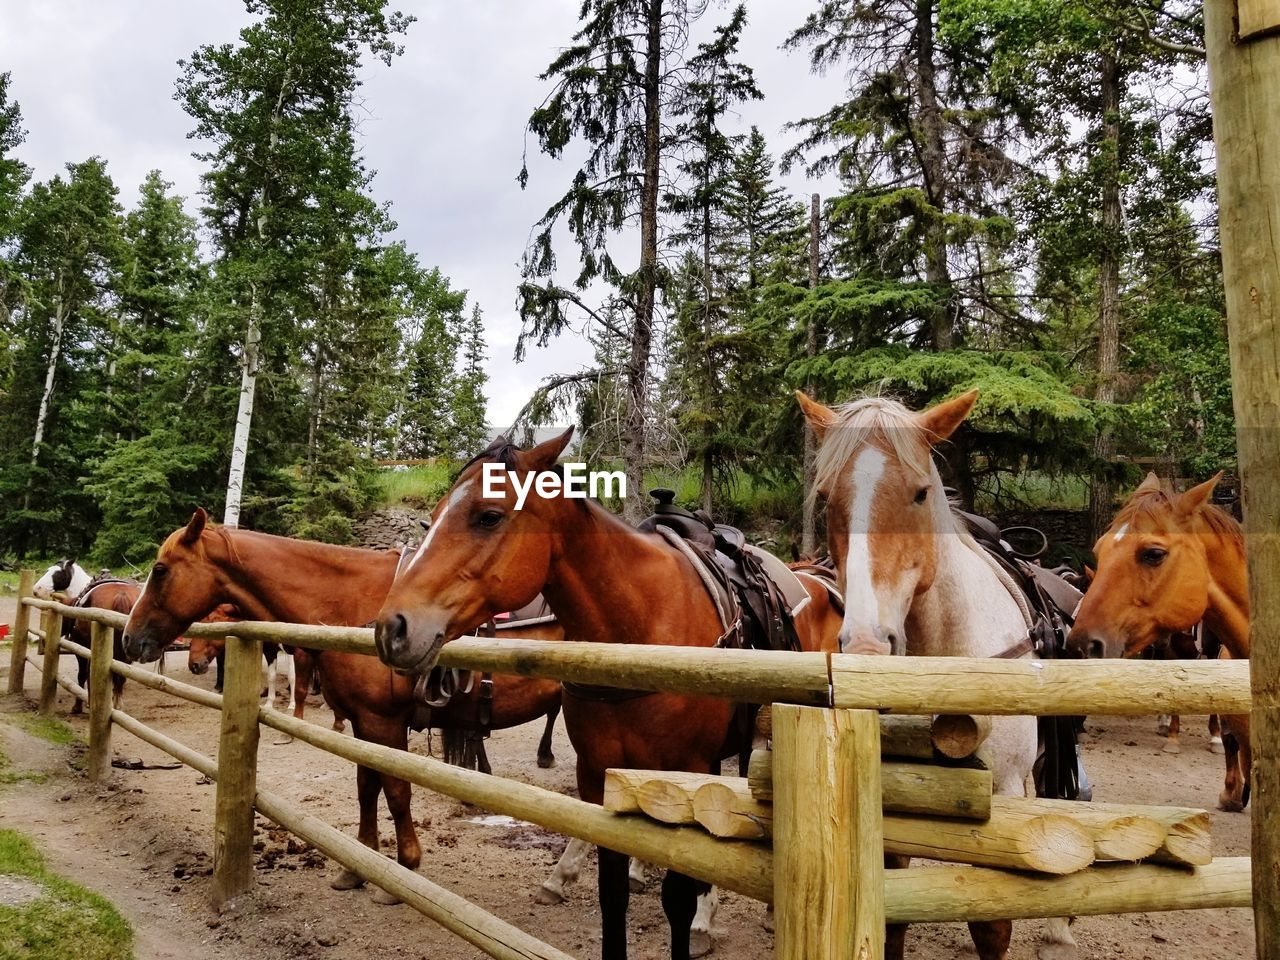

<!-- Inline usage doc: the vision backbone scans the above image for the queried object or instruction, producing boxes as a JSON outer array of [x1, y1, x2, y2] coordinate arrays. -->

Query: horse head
[[1068, 472, 1232, 659], [373, 429, 574, 673], [797, 389, 978, 657], [34, 558, 85, 599], [123, 508, 228, 662]]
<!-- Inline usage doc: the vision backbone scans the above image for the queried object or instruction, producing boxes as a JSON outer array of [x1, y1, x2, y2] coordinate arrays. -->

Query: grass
[[372, 462, 456, 508], [0, 746, 47, 786], [3, 714, 76, 747], [0, 829, 133, 960]]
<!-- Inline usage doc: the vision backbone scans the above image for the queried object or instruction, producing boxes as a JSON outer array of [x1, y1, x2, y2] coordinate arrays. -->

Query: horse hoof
[[689, 929, 714, 958], [332, 721, 346, 733], [370, 886, 402, 905], [1038, 945, 1079, 960], [629, 874, 647, 893], [330, 869, 365, 891], [1209, 738, 1225, 755], [1218, 795, 1245, 813], [535, 885, 565, 906], [1162, 740, 1181, 755], [537, 755, 556, 769], [761, 906, 774, 934]]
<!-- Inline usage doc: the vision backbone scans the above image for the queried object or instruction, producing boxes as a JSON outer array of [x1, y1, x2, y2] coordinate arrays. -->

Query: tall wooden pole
[[37, 608, 62, 715], [773, 704, 883, 959], [6, 570, 34, 694], [801, 193, 822, 558], [211, 634, 261, 909], [1204, 4, 1280, 956], [86, 620, 114, 782]]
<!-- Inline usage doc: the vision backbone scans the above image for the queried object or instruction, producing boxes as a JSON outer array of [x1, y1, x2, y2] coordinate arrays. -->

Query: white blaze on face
[[841, 447, 887, 639], [405, 481, 472, 574], [1112, 522, 1130, 542]]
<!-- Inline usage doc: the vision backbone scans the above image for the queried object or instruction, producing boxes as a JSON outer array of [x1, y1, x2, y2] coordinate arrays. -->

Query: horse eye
[[151, 564, 168, 580], [914, 487, 929, 504], [1139, 547, 1168, 567], [477, 510, 504, 529]]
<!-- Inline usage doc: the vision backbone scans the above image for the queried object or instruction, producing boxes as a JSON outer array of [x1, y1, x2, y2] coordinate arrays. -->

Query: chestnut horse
[[187, 633, 309, 716], [1067, 472, 1251, 811], [120, 511, 564, 903], [797, 390, 1067, 960], [371, 431, 843, 960]]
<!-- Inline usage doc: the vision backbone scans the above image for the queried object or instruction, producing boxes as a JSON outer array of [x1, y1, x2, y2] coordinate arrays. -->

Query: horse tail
[[441, 727, 467, 767]]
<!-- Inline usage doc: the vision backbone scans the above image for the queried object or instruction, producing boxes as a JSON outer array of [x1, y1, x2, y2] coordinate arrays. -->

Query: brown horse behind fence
[[371, 431, 843, 960], [66, 579, 140, 714], [120, 511, 563, 902]]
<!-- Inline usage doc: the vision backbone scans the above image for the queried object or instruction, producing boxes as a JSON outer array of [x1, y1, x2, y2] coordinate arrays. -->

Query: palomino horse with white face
[[371, 431, 843, 960], [798, 389, 1057, 960], [121, 511, 565, 904], [1067, 473, 1251, 811]]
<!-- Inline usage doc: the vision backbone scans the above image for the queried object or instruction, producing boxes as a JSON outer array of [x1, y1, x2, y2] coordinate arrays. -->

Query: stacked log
[[604, 708, 1214, 878]]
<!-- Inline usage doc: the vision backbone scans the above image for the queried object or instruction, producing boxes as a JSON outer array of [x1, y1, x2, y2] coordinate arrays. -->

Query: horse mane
[[813, 395, 936, 495], [1112, 485, 1244, 547]]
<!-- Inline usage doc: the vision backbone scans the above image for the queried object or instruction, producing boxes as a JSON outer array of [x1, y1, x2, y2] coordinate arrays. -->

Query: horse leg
[[262, 650, 277, 711], [628, 859, 647, 893], [1219, 721, 1246, 812], [73, 654, 89, 715], [598, 847, 631, 960], [970, 920, 1013, 960], [1156, 713, 1172, 737], [292, 649, 313, 720], [331, 763, 379, 891], [1209, 714, 1225, 754], [371, 771, 421, 905], [537, 702, 560, 769], [538, 836, 589, 904], [283, 651, 296, 717], [1163, 713, 1182, 754], [214, 650, 225, 693], [112, 675, 125, 711], [885, 853, 909, 960], [689, 886, 718, 959], [1234, 713, 1253, 808], [475, 736, 492, 777], [1037, 917, 1078, 960], [661, 869, 705, 960]]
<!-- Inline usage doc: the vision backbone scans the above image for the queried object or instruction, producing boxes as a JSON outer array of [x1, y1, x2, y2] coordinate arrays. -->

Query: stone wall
[[351, 506, 429, 552]]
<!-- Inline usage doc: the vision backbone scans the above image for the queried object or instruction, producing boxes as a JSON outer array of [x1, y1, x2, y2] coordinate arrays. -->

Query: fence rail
[[4, 579, 1255, 960]]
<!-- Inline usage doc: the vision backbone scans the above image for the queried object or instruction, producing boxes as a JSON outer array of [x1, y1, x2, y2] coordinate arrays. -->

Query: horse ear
[[180, 508, 208, 545], [1178, 472, 1222, 518], [526, 427, 575, 471], [1084, 564, 1096, 582], [1137, 472, 1162, 495], [918, 389, 979, 443], [795, 391, 837, 440]]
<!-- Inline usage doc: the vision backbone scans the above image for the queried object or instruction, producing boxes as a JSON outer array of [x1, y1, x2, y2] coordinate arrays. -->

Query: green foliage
[[279, 442, 380, 543], [0, 829, 133, 960]]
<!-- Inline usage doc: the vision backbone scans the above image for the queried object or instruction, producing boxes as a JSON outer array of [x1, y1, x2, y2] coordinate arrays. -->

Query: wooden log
[[211, 635, 261, 909], [746, 749, 992, 819], [38, 608, 62, 715], [883, 806, 1093, 875], [692, 780, 771, 840], [51, 667, 86, 701], [830, 654, 1250, 716], [1205, 4, 1280, 952], [884, 858, 1252, 923], [1002, 797, 1210, 867], [758, 709, 990, 761], [987, 798, 1164, 863], [110, 709, 572, 960], [773, 704, 883, 960], [87, 622, 114, 782], [931, 714, 993, 759], [603, 769, 712, 819], [257, 707, 774, 903], [7, 571, 34, 694]]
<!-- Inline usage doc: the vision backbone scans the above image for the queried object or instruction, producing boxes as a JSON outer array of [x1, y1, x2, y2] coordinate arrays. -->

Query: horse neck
[[211, 530, 398, 627], [68, 566, 92, 600], [1202, 528, 1250, 657], [540, 500, 721, 647], [906, 532, 1027, 658]]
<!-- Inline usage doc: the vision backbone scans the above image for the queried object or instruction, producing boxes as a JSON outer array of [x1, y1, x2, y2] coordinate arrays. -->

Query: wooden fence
[[4, 575, 1254, 960]]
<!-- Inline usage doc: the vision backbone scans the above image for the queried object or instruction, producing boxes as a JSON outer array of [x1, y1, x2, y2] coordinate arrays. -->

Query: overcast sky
[[1, 1, 843, 425]]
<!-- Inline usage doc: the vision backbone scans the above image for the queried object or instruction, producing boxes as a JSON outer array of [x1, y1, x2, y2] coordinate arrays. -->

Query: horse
[[1067, 472, 1251, 811], [1149, 631, 1224, 755], [370, 430, 843, 960], [187, 633, 303, 715], [64, 578, 140, 714], [119, 511, 566, 904], [34, 559, 93, 600], [797, 389, 1066, 960]]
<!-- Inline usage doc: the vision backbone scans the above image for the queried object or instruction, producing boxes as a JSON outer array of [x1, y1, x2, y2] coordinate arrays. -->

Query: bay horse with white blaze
[[797, 389, 1074, 960], [1067, 472, 1251, 811], [371, 431, 843, 960], [119, 512, 564, 903]]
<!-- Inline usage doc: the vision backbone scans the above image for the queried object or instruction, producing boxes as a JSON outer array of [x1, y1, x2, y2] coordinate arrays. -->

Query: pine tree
[[452, 304, 489, 455]]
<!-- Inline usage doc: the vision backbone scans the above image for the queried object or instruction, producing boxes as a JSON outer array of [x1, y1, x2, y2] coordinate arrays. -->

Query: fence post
[[211, 633, 261, 909], [87, 620, 114, 781], [773, 704, 883, 960], [6, 570, 34, 694], [38, 608, 63, 715]]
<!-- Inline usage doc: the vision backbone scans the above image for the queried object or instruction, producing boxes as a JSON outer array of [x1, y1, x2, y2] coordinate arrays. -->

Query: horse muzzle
[[374, 610, 446, 674], [122, 628, 165, 664]]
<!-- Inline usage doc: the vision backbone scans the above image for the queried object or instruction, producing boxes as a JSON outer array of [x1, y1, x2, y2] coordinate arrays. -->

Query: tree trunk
[[223, 296, 261, 528], [622, 0, 664, 524], [700, 153, 716, 516], [307, 340, 325, 466], [801, 193, 821, 558], [1089, 48, 1124, 542], [24, 279, 67, 513], [915, 0, 954, 351]]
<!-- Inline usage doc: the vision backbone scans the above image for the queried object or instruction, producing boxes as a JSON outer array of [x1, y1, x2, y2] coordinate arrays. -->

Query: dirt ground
[[0, 593, 1255, 960]]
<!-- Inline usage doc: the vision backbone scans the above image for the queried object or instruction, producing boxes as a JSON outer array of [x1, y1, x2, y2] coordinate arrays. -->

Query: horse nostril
[[1088, 639, 1106, 659], [376, 613, 409, 659]]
